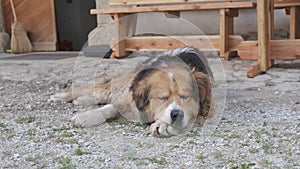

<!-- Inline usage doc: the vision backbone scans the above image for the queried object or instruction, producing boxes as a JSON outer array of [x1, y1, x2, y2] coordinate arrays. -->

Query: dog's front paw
[[150, 120, 179, 137], [71, 109, 106, 128]]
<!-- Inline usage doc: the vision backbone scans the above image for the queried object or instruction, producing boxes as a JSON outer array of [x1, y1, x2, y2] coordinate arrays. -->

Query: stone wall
[[0, 0, 3, 32], [0, 1, 10, 53], [88, 0, 114, 46]]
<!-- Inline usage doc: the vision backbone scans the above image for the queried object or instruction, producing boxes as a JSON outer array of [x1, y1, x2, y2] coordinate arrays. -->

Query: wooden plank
[[274, 0, 300, 8], [270, 0, 275, 39], [225, 8, 239, 17], [112, 13, 138, 57], [238, 40, 300, 60], [247, 62, 260, 78], [220, 9, 234, 59], [114, 14, 125, 57], [220, 9, 227, 57], [275, 0, 300, 3], [119, 35, 244, 51], [290, 6, 300, 39], [113, 13, 134, 57], [110, 0, 244, 6], [91, 2, 256, 14], [256, 0, 272, 72]]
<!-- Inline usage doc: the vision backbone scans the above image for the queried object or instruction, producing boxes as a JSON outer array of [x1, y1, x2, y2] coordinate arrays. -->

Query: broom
[[10, 0, 33, 53]]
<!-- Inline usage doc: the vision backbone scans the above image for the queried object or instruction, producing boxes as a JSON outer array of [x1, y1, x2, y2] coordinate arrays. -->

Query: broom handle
[[10, 0, 17, 22]]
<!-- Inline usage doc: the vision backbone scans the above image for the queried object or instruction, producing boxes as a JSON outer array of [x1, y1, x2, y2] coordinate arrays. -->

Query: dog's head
[[130, 63, 211, 137]]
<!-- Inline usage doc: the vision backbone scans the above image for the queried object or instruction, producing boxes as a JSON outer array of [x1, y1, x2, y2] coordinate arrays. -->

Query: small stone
[[72, 144, 79, 149], [84, 142, 92, 147], [25, 104, 32, 110], [259, 109, 265, 114], [13, 154, 20, 158], [0, 32, 10, 52]]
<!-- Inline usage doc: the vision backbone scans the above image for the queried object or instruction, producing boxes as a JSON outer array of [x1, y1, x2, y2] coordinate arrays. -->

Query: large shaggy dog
[[52, 47, 214, 137]]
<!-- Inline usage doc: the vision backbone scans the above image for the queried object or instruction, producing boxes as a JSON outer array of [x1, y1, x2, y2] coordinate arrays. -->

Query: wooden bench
[[91, 0, 300, 77], [91, 0, 257, 59], [275, 0, 300, 39], [237, 0, 300, 77]]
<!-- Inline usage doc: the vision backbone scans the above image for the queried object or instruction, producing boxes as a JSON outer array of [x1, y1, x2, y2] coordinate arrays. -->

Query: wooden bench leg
[[220, 9, 236, 60], [247, 0, 273, 78], [290, 6, 300, 39], [112, 13, 138, 58]]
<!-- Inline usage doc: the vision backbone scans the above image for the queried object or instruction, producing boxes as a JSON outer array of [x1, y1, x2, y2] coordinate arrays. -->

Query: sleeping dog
[[51, 47, 214, 137]]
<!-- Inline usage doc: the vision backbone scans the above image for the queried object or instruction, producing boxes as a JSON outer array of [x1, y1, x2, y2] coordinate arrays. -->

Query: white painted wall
[[135, 9, 290, 35]]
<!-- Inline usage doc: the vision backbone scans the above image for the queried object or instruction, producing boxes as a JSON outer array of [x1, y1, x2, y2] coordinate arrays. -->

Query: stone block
[[0, 32, 10, 53]]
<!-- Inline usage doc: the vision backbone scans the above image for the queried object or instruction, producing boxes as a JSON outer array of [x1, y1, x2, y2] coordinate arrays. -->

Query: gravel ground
[[0, 52, 299, 169]]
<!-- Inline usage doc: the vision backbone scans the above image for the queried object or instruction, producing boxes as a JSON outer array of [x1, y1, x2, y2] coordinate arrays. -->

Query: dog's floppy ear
[[130, 68, 156, 111], [192, 70, 212, 119]]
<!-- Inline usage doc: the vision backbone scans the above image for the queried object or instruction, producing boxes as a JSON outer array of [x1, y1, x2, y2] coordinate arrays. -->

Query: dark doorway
[[54, 0, 97, 51]]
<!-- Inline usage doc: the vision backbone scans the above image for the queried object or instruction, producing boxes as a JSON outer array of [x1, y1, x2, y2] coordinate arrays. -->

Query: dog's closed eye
[[158, 96, 169, 101], [179, 95, 188, 100]]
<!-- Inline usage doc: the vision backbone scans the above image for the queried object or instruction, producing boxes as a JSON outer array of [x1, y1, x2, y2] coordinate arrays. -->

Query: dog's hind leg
[[50, 80, 112, 106], [71, 104, 119, 128]]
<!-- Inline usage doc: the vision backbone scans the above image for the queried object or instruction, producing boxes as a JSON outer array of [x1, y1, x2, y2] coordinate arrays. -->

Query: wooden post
[[270, 0, 275, 65], [247, 0, 273, 77], [113, 13, 138, 58], [258, 0, 273, 71], [220, 9, 235, 60], [290, 6, 300, 39]]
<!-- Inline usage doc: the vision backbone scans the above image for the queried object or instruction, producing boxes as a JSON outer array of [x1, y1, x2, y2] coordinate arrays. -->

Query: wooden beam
[[220, 9, 234, 59], [116, 35, 244, 51], [290, 6, 300, 39], [270, 0, 275, 39], [114, 13, 127, 57], [91, 2, 256, 14], [238, 40, 300, 60], [225, 8, 239, 17], [110, 0, 249, 6], [274, 0, 300, 8], [256, 0, 272, 72], [247, 62, 261, 78], [113, 13, 138, 58], [245, 0, 274, 77]]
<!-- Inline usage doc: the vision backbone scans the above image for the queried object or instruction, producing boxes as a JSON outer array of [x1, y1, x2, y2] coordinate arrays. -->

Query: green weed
[[148, 157, 167, 165], [15, 116, 36, 124], [58, 156, 75, 169], [74, 148, 90, 156], [197, 154, 206, 160], [27, 129, 36, 140], [116, 117, 129, 125], [231, 163, 256, 169], [0, 122, 7, 128], [186, 130, 199, 137]]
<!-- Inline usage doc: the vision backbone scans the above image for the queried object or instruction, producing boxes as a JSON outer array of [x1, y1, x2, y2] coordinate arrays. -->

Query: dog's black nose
[[170, 109, 184, 122]]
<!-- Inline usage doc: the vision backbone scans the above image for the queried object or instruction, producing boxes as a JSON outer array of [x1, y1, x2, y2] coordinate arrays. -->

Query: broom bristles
[[10, 0, 33, 54], [11, 21, 33, 54]]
